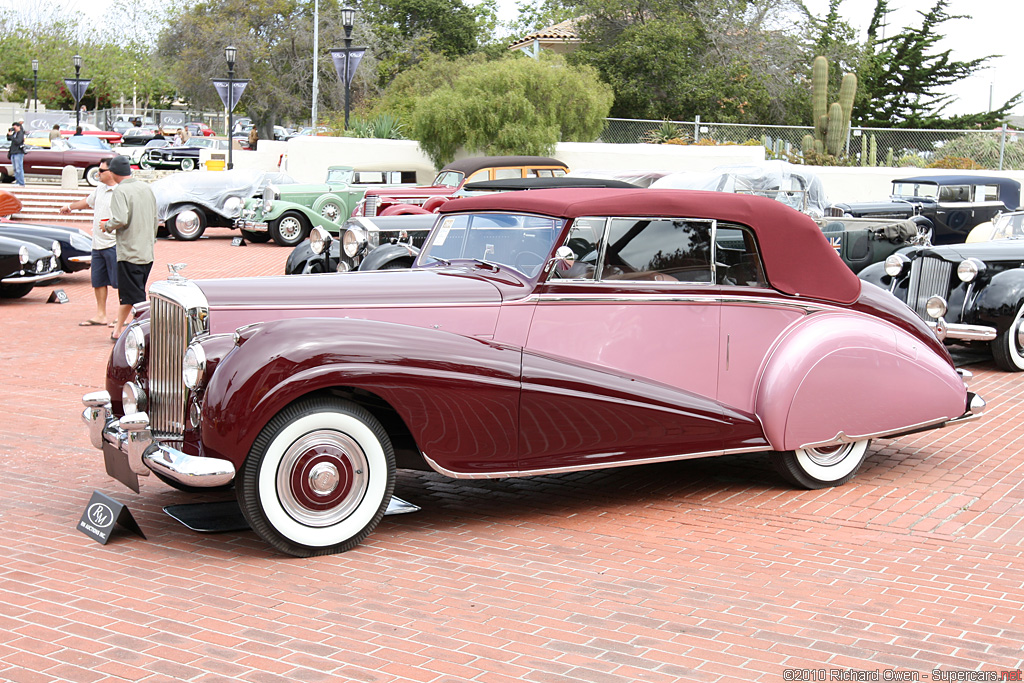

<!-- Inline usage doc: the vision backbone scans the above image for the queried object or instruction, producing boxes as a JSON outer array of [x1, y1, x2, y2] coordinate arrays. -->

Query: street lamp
[[225, 45, 237, 170], [31, 59, 38, 113], [341, 7, 355, 130], [73, 54, 82, 128]]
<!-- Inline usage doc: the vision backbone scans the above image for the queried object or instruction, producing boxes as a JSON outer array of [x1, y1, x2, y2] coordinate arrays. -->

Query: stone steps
[[3, 183, 94, 226]]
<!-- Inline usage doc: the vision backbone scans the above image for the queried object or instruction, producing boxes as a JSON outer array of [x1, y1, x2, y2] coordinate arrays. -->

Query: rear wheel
[[270, 211, 309, 247], [84, 166, 101, 187], [237, 397, 395, 557], [771, 440, 870, 489], [992, 303, 1024, 371], [168, 209, 207, 241]]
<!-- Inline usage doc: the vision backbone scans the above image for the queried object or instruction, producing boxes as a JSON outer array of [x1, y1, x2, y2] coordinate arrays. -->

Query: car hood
[[190, 266, 528, 336], [0, 234, 52, 259], [907, 240, 1024, 263]]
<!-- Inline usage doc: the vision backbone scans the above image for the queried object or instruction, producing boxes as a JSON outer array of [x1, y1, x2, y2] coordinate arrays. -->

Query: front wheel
[[168, 209, 207, 241], [139, 159, 154, 170], [0, 283, 34, 298], [180, 157, 196, 171], [770, 439, 870, 489], [270, 211, 309, 247], [240, 229, 272, 243], [992, 303, 1024, 371], [237, 397, 396, 556]]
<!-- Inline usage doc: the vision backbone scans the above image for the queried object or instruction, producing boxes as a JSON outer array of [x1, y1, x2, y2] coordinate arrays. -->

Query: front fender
[[359, 243, 419, 271], [973, 268, 1024, 329], [756, 311, 966, 451], [200, 317, 522, 473]]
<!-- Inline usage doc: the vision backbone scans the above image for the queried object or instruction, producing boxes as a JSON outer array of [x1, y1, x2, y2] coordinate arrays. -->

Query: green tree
[[856, 0, 1020, 128], [410, 54, 612, 167], [360, 0, 489, 88]]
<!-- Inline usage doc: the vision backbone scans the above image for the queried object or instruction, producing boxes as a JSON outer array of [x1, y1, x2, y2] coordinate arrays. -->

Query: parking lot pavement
[[2, 226, 1023, 682]]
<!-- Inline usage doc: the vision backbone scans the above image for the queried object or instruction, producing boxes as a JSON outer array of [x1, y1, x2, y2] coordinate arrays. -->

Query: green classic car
[[234, 166, 369, 247]]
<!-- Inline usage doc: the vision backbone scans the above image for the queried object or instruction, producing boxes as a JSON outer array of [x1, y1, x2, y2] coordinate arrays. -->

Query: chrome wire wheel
[[319, 200, 342, 222], [270, 211, 309, 247]]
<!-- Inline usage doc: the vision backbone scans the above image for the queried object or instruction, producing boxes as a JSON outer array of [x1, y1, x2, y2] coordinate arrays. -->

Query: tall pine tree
[[855, 0, 1019, 128]]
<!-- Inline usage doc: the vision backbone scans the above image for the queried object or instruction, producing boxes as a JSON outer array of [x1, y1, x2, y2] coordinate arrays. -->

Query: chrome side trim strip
[[1, 269, 64, 284], [421, 446, 769, 480]]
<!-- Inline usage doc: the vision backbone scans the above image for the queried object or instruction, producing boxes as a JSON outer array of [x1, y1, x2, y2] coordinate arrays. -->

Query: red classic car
[[82, 189, 984, 557], [351, 155, 569, 217], [1, 137, 114, 186]]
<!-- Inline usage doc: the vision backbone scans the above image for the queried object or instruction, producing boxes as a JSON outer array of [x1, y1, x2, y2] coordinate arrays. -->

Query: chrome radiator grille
[[365, 195, 379, 217], [148, 295, 195, 436], [906, 257, 953, 320]]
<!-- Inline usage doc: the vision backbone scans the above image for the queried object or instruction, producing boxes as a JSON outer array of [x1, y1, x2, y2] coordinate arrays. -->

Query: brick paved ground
[[1, 221, 1022, 682]]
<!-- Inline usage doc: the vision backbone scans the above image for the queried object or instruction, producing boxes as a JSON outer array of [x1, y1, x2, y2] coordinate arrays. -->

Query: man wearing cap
[[104, 154, 157, 339], [6, 121, 25, 186]]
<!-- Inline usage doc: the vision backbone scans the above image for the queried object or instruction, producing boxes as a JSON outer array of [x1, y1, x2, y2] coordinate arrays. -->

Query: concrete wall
[[232, 137, 1024, 205]]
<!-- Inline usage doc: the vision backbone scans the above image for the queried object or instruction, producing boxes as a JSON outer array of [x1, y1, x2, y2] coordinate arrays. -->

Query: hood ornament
[[167, 263, 188, 282]]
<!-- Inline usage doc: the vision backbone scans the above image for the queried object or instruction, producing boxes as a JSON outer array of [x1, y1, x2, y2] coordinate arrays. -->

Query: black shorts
[[117, 261, 152, 306]]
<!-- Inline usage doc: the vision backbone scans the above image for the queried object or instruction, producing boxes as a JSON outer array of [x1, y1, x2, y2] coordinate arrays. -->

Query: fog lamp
[[925, 296, 947, 320], [122, 382, 147, 414]]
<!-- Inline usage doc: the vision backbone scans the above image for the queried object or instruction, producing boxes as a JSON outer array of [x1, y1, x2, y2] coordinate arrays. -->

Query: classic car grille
[[365, 195, 379, 217], [906, 256, 953, 321], [148, 295, 199, 436]]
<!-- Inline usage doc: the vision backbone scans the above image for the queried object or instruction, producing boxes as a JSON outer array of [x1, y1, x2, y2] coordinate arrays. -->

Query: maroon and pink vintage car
[[351, 155, 569, 217], [82, 189, 984, 556]]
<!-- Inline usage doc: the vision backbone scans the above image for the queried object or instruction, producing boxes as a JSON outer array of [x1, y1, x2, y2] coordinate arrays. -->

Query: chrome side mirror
[[551, 245, 576, 271]]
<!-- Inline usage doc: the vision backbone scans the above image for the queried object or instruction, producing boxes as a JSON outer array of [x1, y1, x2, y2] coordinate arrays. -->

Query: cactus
[[869, 134, 877, 167], [812, 56, 829, 141], [802, 134, 815, 155], [885, 147, 894, 167], [808, 56, 858, 158]]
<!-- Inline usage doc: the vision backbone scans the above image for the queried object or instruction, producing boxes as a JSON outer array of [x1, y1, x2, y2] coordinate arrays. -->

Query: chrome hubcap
[[280, 217, 301, 240], [321, 203, 339, 221], [805, 443, 854, 467], [309, 462, 340, 496]]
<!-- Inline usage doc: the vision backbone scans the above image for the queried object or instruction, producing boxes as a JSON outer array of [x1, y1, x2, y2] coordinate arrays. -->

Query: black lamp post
[[341, 7, 355, 130], [31, 59, 38, 113], [225, 45, 237, 170], [73, 54, 82, 128]]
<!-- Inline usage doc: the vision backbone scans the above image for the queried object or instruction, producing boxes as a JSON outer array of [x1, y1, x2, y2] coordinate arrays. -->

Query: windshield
[[419, 212, 563, 278], [187, 137, 215, 148], [67, 136, 112, 151], [891, 182, 939, 200], [432, 170, 465, 188], [326, 168, 353, 184], [991, 212, 1024, 240]]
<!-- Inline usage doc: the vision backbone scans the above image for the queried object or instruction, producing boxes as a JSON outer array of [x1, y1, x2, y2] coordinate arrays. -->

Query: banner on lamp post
[[329, 48, 366, 86], [63, 78, 91, 103], [211, 79, 250, 112]]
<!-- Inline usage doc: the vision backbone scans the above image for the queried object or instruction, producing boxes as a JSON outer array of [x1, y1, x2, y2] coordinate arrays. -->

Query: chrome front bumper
[[2, 269, 64, 284], [233, 219, 268, 232], [81, 390, 235, 490], [930, 318, 998, 342]]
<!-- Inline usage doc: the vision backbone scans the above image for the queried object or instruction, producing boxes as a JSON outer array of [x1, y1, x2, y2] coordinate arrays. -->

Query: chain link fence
[[600, 118, 1024, 171]]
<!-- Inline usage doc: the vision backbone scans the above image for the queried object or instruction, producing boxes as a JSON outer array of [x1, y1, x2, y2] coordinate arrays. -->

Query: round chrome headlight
[[123, 324, 146, 369], [18, 244, 28, 265], [176, 210, 201, 233], [337, 259, 351, 273], [182, 342, 207, 390], [50, 240, 62, 258], [121, 382, 147, 414], [342, 227, 366, 258], [957, 258, 985, 283], [926, 296, 948, 319], [883, 253, 910, 278], [310, 226, 331, 255], [262, 183, 278, 213], [223, 196, 243, 216]]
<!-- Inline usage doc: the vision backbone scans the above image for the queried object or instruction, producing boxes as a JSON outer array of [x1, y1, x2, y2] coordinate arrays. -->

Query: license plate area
[[103, 441, 140, 493]]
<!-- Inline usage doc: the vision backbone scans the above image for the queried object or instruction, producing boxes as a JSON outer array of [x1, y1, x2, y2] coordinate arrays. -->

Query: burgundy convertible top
[[441, 188, 861, 304]]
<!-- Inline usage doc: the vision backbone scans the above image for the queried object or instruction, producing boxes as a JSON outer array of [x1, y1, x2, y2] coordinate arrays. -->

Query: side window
[[464, 170, 487, 183], [494, 168, 521, 180], [938, 185, 970, 202], [550, 218, 605, 280], [601, 218, 712, 282], [976, 184, 998, 202], [715, 224, 767, 287]]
